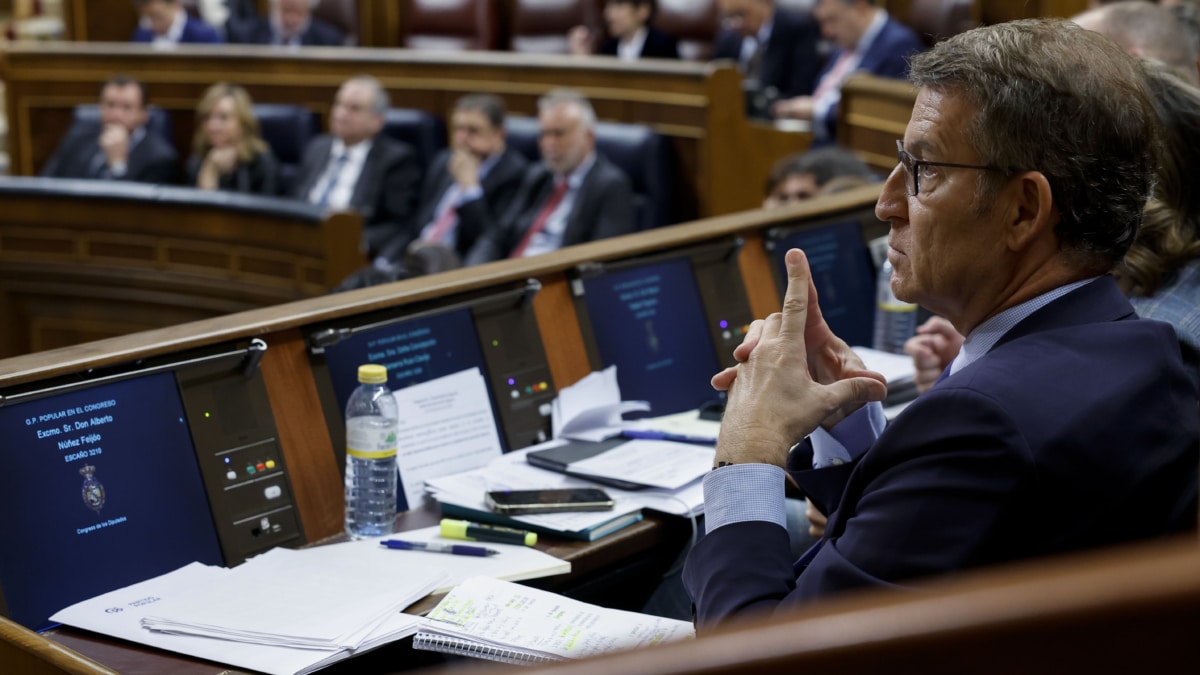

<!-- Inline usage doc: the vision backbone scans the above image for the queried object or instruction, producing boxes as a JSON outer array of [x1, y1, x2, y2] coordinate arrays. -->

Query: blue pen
[[380, 539, 498, 557], [621, 429, 716, 446]]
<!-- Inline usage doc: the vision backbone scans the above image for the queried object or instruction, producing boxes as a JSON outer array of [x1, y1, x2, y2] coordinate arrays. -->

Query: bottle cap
[[357, 364, 387, 384]]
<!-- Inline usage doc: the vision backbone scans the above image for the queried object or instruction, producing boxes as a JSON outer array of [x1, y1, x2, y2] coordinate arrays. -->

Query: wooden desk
[[0, 177, 363, 358], [11, 508, 690, 675], [0, 42, 806, 221]]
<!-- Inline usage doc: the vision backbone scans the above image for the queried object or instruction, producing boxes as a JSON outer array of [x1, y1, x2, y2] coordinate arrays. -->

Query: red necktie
[[510, 180, 569, 258], [811, 51, 855, 103], [425, 203, 458, 243]]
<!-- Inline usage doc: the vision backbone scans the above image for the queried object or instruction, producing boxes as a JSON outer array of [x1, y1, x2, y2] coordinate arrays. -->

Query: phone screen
[[485, 488, 614, 514], [488, 488, 611, 506]]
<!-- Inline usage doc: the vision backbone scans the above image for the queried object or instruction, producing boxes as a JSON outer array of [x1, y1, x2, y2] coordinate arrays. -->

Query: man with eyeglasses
[[685, 19, 1198, 627]]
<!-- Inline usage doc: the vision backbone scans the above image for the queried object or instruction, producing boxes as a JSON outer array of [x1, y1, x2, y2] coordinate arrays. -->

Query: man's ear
[[1006, 171, 1057, 252]]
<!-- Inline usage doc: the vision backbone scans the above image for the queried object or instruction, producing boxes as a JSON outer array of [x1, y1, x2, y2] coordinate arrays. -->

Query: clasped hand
[[711, 248, 887, 467]]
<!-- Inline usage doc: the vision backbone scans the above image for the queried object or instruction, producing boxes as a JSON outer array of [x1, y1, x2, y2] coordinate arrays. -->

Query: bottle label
[[346, 425, 398, 460]]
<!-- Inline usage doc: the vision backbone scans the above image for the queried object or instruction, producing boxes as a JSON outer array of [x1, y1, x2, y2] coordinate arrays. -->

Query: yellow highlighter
[[440, 518, 537, 547]]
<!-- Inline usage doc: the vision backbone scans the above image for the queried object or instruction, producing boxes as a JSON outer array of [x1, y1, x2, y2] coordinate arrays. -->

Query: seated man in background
[[773, 0, 922, 141], [226, 0, 345, 47], [132, 0, 222, 45], [713, 0, 822, 118], [465, 89, 635, 264], [568, 0, 679, 60], [41, 75, 180, 185], [762, 145, 877, 208], [291, 75, 422, 259], [379, 94, 529, 265], [1073, 0, 1199, 84], [686, 19, 1198, 626]]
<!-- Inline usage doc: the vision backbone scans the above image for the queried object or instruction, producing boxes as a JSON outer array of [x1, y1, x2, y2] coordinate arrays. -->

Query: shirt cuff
[[810, 401, 886, 468], [109, 161, 127, 178], [703, 463, 787, 533]]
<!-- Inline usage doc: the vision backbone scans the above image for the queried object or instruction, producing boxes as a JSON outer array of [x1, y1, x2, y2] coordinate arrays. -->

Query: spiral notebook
[[412, 576, 694, 665]]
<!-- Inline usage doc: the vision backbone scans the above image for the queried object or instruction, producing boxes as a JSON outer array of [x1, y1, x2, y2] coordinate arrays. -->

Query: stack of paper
[[50, 546, 447, 675], [426, 446, 707, 531], [49, 529, 577, 674]]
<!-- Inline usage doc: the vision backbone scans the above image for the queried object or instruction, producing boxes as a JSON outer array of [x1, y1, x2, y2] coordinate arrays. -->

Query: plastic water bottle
[[872, 260, 918, 354], [344, 364, 399, 539]]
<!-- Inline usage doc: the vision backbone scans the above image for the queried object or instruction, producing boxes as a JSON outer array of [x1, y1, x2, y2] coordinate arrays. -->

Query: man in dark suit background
[[712, 0, 822, 117], [226, 0, 345, 47], [291, 75, 421, 258], [568, 0, 680, 60], [773, 0, 923, 139], [379, 94, 528, 264], [465, 88, 635, 264], [685, 19, 1197, 626], [132, 0, 222, 45], [41, 75, 180, 185]]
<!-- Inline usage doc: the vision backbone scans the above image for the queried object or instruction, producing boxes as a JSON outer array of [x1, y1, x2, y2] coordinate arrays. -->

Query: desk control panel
[[178, 359, 304, 564]]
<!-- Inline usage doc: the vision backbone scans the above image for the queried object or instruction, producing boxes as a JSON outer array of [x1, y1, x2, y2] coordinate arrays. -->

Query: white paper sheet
[[393, 367, 504, 510], [50, 562, 424, 675], [566, 439, 713, 490]]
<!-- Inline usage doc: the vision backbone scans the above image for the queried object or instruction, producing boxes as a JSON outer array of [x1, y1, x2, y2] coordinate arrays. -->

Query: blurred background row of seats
[[69, 101, 674, 230], [131, 0, 976, 57]]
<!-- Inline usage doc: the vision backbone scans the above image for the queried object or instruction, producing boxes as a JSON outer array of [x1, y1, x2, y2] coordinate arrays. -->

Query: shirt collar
[[618, 27, 649, 60], [756, 12, 774, 46], [854, 9, 888, 57], [163, 7, 186, 43], [478, 150, 501, 180], [331, 137, 373, 162], [952, 276, 1099, 375], [558, 153, 596, 189]]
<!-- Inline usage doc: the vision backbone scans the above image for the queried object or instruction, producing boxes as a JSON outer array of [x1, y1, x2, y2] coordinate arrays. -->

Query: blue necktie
[[315, 153, 347, 208]]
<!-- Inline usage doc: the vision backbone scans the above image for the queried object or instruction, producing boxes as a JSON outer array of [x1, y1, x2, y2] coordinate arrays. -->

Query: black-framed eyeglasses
[[895, 140, 1012, 196]]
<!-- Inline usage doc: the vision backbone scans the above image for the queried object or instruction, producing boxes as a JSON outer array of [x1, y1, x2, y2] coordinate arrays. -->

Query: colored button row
[[225, 459, 276, 480]]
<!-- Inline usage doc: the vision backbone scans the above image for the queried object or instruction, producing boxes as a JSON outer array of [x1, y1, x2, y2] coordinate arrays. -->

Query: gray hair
[[538, 88, 596, 130], [1076, 1, 1198, 85], [344, 74, 390, 116], [909, 18, 1159, 268]]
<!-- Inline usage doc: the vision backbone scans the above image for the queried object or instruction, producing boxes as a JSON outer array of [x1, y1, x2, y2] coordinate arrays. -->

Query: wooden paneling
[[0, 43, 795, 221], [838, 73, 919, 174], [0, 181, 363, 357]]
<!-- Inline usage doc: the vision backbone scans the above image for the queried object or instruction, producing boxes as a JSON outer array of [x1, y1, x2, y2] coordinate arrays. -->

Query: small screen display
[[771, 220, 877, 348], [580, 257, 722, 415], [0, 372, 223, 631], [322, 307, 489, 418]]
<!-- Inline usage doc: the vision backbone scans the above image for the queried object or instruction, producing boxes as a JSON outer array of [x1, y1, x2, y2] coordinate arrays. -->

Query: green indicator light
[[492, 339, 499, 347]]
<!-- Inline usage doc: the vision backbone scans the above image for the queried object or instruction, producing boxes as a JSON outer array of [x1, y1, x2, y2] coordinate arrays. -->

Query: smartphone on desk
[[485, 488, 615, 515]]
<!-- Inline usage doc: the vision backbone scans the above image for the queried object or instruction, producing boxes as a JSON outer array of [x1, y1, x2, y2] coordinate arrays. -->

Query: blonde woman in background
[[187, 82, 278, 195]]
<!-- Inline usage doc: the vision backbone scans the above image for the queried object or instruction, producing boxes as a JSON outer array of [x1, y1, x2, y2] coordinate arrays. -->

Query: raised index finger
[[779, 248, 814, 341]]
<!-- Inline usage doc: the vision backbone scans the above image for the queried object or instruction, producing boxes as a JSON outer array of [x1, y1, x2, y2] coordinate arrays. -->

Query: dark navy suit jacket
[[464, 155, 635, 265], [225, 16, 345, 46], [712, 9, 822, 99], [598, 26, 679, 60], [40, 123, 181, 185], [382, 147, 529, 262], [813, 16, 923, 138], [684, 276, 1199, 627], [132, 15, 222, 44], [291, 134, 422, 257]]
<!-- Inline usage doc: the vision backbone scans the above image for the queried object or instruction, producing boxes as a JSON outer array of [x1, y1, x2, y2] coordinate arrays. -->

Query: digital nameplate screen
[[0, 371, 223, 631], [321, 307, 492, 426], [579, 256, 723, 416], [770, 219, 877, 349]]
